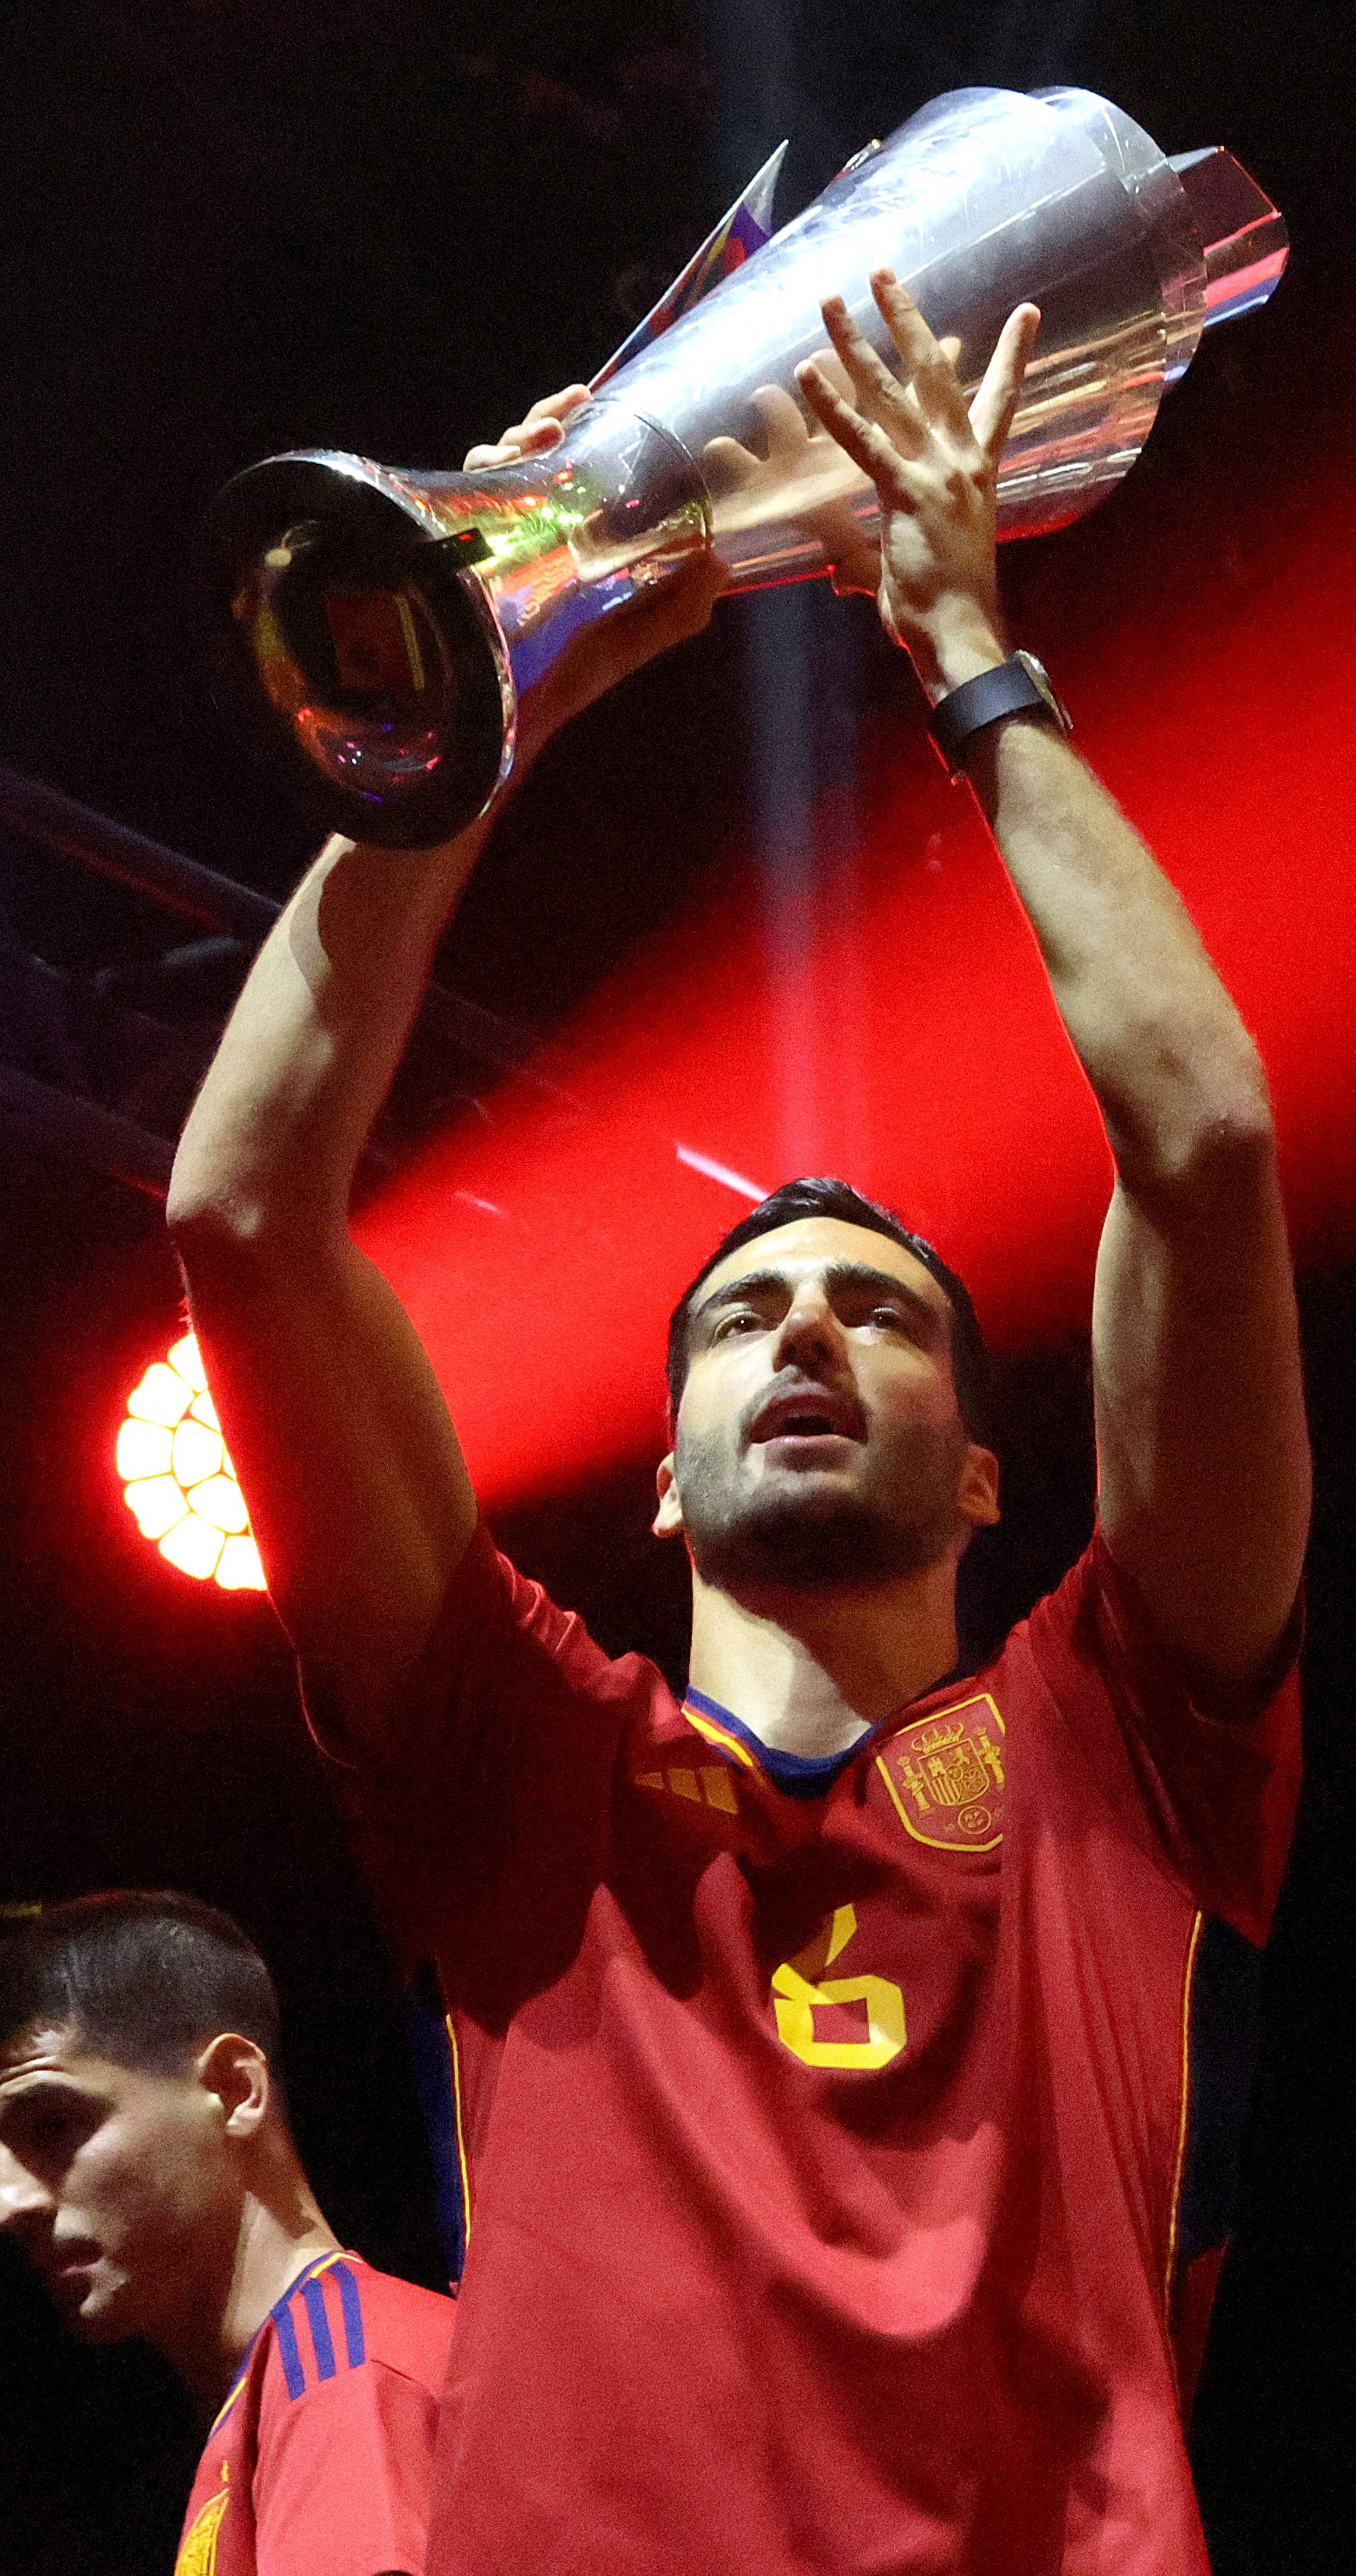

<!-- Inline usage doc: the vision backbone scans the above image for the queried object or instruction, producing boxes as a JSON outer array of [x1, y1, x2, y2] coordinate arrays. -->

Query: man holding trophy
[[170, 218, 1309, 2570]]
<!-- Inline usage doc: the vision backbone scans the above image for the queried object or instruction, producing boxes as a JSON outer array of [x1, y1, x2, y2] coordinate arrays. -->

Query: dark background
[[1, 4, 1352, 2570]]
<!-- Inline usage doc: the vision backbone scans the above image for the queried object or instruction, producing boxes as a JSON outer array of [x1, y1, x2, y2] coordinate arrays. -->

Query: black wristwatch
[[929, 652, 1071, 780]]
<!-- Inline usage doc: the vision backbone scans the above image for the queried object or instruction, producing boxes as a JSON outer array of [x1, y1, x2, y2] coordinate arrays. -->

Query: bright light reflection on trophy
[[207, 86, 1287, 848]]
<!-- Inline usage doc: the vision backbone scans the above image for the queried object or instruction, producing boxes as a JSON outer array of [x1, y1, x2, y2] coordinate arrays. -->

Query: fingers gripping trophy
[[206, 86, 1286, 847]]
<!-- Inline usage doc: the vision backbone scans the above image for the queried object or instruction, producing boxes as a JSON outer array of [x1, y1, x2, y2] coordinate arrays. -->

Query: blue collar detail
[[684, 1683, 879, 1801]]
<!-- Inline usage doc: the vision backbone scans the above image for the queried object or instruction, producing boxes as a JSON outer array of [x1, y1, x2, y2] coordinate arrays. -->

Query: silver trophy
[[206, 85, 1286, 847]]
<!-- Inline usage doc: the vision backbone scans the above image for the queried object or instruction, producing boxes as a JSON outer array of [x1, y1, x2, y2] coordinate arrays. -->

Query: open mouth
[[44, 2242, 100, 2288], [749, 1387, 866, 1445], [768, 1414, 847, 1438]]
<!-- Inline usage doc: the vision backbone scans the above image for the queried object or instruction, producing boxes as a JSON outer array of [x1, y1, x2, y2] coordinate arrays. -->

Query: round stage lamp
[[119, 1332, 266, 1591]]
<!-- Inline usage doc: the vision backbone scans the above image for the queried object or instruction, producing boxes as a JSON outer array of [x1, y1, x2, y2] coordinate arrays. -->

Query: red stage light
[[119, 1332, 266, 1590]]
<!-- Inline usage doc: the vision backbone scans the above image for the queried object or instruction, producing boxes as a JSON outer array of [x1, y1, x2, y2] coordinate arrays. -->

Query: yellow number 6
[[772, 1904, 905, 2070]]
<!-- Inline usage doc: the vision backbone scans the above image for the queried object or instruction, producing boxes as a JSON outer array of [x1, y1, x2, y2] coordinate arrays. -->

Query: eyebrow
[[693, 1262, 946, 1334], [0, 2073, 85, 2107]]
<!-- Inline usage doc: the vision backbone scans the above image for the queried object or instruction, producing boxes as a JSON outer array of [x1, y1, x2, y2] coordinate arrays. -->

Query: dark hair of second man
[[0, 1890, 281, 2076]]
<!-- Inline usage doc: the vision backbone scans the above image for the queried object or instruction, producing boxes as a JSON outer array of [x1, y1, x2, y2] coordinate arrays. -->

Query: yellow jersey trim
[[683, 1703, 759, 1771], [203, 2374, 248, 2447], [446, 2013, 474, 2253], [1165, 1909, 1203, 2336]]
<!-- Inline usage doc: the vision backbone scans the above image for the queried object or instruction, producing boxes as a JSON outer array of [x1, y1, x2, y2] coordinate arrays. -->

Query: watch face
[[1014, 650, 1071, 735]]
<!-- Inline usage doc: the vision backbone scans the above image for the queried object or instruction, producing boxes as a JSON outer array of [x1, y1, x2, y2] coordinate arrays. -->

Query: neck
[[161, 2160, 341, 2417], [687, 1551, 963, 1758]]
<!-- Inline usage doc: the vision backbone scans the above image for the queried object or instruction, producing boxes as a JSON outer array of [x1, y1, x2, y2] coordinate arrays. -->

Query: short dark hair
[[666, 1176, 992, 1442], [0, 1891, 281, 2077]]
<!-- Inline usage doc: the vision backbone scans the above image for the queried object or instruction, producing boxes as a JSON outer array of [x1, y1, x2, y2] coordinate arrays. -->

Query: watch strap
[[929, 655, 1061, 778]]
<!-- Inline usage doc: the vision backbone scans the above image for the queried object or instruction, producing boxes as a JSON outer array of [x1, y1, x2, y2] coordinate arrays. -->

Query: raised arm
[[171, 389, 720, 1742], [169, 820, 489, 1730], [799, 275, 1310, 1686]]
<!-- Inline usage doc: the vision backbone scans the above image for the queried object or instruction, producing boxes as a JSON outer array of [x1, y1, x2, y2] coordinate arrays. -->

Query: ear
[[958, 1443, 1001, 1532], [653, 1452, 685, 1539], [195, 2034, 271, 2141]]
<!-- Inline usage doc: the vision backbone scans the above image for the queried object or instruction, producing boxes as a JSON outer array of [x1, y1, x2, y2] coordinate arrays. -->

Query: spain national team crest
[[875, 1692, 1006, 1853], [174, 2470, 229, 2576]]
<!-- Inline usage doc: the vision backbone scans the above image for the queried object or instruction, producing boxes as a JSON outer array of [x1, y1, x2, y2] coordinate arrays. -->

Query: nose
[[768, 1283, 847, 1376]]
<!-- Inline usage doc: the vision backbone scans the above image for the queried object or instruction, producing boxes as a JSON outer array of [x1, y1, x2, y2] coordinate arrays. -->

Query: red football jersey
[[316, 1528, 1300, 2576], [174, 2252, 454, 2576]]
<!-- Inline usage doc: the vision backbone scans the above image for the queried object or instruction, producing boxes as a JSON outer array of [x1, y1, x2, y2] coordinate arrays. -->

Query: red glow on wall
[[359, 466, 1356, 1513]]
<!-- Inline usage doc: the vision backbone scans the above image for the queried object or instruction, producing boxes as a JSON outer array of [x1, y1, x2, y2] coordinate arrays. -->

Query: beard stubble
[[674, 1414, 970, 1594]]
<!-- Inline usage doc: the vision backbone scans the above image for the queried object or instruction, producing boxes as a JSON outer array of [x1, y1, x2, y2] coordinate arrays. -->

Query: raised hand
[[702, 338, 964, 601], [796, 273, 1039, 695]]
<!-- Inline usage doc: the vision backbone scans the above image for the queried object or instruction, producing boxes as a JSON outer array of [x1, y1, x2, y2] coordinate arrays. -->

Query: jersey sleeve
[[253, 2357, 439, 2576], [306, 1522, 652, 1980], [1019, 1530, 1302, 1943]]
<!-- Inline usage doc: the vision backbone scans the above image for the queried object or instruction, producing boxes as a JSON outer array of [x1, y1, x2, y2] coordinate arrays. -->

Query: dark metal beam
[[0, 1062, 173, 1198], [0, 760, 538, 1074]]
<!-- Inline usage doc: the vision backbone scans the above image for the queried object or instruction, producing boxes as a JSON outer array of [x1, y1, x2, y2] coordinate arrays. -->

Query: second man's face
[[0, 2025, 238, 2348]]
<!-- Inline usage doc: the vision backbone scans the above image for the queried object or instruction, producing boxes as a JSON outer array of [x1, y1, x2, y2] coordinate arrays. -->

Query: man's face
[[0, 2025, 238, 2346], [657, 1217, 998, 1591]]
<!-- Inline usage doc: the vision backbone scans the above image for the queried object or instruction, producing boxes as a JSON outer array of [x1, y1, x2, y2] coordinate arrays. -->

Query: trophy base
[[206, 457, 511, 849]]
